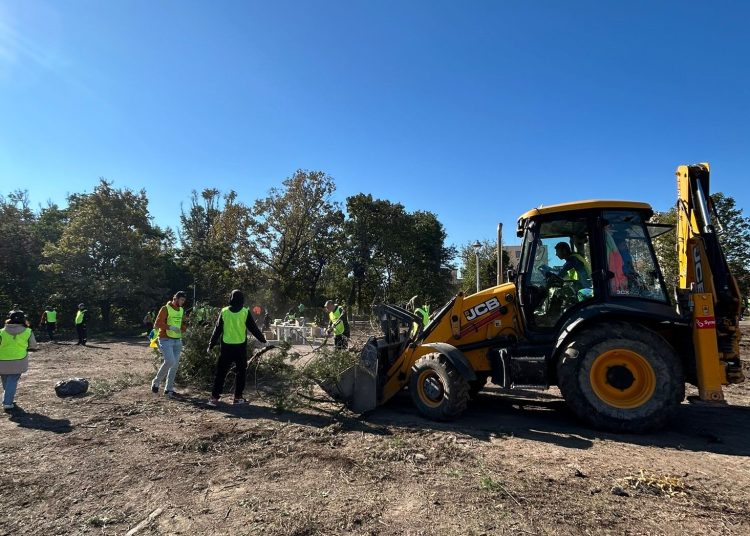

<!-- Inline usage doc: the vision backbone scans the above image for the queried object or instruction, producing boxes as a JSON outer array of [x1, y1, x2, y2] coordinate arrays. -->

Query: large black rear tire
[[410, 353, 470, 421], [557, 322, 684, 433]]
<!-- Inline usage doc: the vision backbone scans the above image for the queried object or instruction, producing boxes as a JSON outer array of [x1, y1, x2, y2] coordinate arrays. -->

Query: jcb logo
[[693, 245, 704, 292], [464, 297, 500, 321]]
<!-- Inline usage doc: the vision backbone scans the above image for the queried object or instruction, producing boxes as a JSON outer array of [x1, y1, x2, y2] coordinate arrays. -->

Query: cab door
[[517, 215, 598, 337]]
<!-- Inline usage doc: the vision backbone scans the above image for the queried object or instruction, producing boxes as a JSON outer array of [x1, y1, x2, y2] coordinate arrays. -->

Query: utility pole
[[472, 241, 482, 293], [497, 223, 503, 285]]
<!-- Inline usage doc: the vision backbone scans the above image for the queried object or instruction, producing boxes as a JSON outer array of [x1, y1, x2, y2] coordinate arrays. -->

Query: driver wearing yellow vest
[[151, 291, 188, 398], [206, 289, 267, 407], [551, 242, 593, 301]]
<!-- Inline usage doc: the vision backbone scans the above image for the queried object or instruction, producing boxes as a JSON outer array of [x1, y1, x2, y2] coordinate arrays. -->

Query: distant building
[[504, 245, 523, 271]]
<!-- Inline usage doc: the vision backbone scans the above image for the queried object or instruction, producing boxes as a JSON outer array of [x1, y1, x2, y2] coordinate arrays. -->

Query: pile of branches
[[176, 318, 364, 412]]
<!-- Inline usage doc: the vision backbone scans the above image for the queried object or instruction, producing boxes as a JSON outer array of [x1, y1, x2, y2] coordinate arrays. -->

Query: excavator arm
[[676, 163, 744, 401]]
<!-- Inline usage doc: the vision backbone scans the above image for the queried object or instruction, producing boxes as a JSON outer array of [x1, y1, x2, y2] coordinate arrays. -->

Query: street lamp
[[471, 241, 482, 293]]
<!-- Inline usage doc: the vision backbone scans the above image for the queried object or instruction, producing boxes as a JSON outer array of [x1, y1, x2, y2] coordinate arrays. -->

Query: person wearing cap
[[151, 291, 188, 398], [39, 306, 58, 342], [75, 303, 89, 346], [206, 289, 268, 407], [324, 300, 350, 349], [0, 310, 38, 410]]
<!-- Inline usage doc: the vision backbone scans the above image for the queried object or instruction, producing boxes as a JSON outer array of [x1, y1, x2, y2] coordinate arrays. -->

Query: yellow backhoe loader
[[325, 163, 745, 433]]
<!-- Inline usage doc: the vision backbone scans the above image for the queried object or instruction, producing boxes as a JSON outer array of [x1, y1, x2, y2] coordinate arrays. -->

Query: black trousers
[[211, 343, 247, 399], [76, 324, 87, 345], [334, 334, 349, 350], [46, 322, 56, 341]]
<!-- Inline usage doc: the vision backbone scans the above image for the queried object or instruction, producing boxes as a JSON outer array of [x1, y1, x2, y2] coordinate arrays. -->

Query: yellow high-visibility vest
[[0, 328, 32, 360], [221, 307, 249, 344], [165, 303, 184, 339]]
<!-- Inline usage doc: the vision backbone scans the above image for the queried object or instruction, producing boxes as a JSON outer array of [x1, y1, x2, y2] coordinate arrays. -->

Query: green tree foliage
[[651, 192, 750, 297], [459, 241, 511, 295], [342, 194, 456, 313], [0, 191, 42, 313], [246, 170, 344, 314], [650, 207, 678, 291], [179, 189, 256, 305], [41, 180, 170, 327]]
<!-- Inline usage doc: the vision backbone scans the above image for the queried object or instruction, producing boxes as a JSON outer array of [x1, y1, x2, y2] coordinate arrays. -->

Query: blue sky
[[1, 0, 748, 249]]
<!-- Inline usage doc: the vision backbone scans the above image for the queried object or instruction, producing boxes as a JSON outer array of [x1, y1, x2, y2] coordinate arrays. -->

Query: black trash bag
[[54, 377, 90, 397]]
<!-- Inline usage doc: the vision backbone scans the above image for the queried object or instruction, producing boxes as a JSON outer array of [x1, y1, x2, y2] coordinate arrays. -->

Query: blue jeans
[[153, 338, 183, 392], [2, 374, 21, 406]]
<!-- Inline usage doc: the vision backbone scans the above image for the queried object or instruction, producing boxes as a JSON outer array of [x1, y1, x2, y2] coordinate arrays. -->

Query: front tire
[[557, 322, 684, 433], [410, 353, 470, 421]]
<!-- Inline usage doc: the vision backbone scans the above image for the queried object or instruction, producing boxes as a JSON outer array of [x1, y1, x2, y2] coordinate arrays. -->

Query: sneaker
[[151, 385, 159, 394], [207, 397, 219, 407], [165, 390, 176, 398], [232, 398, 247, 406], [3, 403, 15, 411]]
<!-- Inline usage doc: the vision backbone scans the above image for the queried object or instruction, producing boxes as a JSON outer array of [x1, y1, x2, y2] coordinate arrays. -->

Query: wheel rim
[[416, 370, 445, 408], [589, 349, 656, 409]]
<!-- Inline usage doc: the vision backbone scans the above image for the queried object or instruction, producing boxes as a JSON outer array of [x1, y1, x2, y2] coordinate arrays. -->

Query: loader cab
[[516, 201, 670, 338]]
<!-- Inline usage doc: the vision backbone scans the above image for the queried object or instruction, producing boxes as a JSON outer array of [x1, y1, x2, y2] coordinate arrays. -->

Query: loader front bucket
[[321, 337, 380, 414]]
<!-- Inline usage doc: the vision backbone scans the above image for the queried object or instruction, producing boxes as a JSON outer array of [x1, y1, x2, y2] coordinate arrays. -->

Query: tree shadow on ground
[[163, 384, 750, 456], [7, 407, 72, 434], [170, 392, 391, 437], [361, 387, 750, 457]]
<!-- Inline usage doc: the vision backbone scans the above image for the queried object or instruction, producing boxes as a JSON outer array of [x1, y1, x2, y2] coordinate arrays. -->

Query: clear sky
[[1, 0, 748, 249]]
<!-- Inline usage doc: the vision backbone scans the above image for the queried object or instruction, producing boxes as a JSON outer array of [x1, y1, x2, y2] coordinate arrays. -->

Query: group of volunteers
[[36, 303, 90, 345], [149, 290, 350, 407], [0, 290, 351, 412]]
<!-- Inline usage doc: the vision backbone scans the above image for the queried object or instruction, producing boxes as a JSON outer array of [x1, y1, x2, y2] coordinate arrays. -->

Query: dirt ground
[[2, 326, 750, 536]]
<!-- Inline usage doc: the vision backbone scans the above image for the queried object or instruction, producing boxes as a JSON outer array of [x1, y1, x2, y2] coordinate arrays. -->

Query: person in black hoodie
[[206, 289, 267, 407]]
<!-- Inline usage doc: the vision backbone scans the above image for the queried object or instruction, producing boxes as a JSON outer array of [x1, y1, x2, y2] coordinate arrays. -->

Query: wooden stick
[[125, 508, 163, 536]]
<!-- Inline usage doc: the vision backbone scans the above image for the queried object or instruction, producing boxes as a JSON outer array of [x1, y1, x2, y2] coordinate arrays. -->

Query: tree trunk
[[100, 300, 111, 329]]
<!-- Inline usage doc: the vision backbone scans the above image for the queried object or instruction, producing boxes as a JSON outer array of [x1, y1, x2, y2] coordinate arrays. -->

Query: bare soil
[[2, 326, 750, 535]]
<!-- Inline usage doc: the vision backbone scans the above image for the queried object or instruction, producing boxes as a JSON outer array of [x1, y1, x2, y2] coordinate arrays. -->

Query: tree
[[41, 180, 170, 328], [246, 170, 344, 314], [179, 189, 256, 305], [341, 195, 456, 312], [459, 241, 510, 295], [712, 193, 750, 295], [0, 191, 42, 313], [651, 192, 750, 297]]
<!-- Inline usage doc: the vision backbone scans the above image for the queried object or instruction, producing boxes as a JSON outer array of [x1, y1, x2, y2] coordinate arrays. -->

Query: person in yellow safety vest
[[410, 304, 431, 338], [75, 303, 89, 346], [39, 305, 58, 342], [1, 310, 38, 410], [325, 300, 350, 349], [205, 289, 268, 407], [151, 291, 188, 398], [415, 304, 430, 327]]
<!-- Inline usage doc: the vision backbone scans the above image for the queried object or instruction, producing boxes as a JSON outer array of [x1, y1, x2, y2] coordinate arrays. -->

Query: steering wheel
[[544, 271, 565, 288]]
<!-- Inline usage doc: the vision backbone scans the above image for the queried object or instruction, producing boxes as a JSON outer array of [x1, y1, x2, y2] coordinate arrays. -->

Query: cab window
[[525, 218, 594, 328], [603, 211, 667, 302]]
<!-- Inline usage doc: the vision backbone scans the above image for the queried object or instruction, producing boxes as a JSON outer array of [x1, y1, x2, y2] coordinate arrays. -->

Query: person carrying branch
[[206, 289, 267, 407]]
